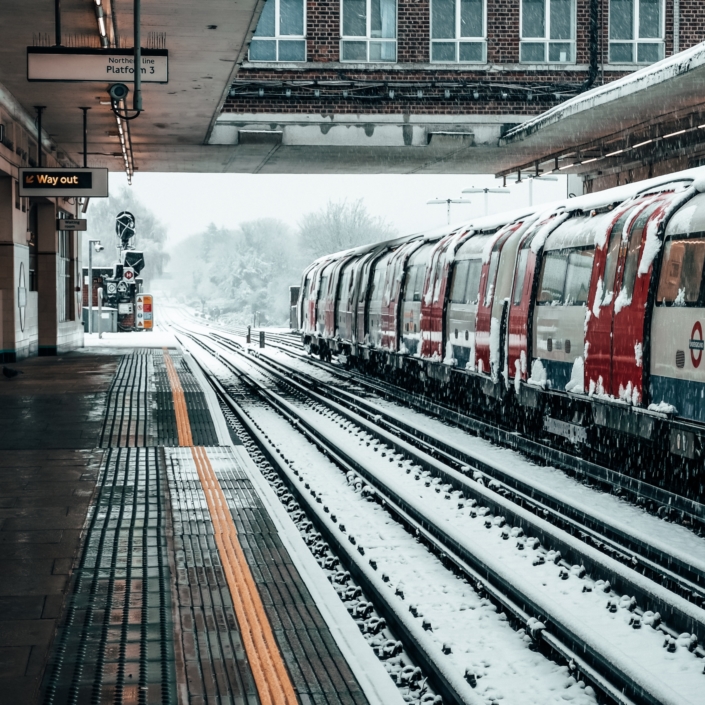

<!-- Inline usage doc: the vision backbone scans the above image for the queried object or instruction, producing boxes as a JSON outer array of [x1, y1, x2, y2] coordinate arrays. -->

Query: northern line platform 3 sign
[[19, 168, 109, 197], [27, 47, 168, 83]]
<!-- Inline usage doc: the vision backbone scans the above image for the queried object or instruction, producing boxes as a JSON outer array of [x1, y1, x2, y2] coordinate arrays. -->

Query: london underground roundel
[[690, 321, 703, 368]]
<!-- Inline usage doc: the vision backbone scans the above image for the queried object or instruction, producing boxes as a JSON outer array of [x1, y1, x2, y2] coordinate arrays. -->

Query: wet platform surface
[[0, 348, 371, 705]]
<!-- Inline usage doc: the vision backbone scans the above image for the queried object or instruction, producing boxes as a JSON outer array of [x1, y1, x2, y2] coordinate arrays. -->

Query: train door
[[610, 200, 665, 403], [366, 252, 393, 347], [400, 245, 431, 355], [507, 235, 536, 385], [475, 224, 522, 377], [585, 198, 661, 399], [316, 263, 334, 336], [335, 261, 354, 340]]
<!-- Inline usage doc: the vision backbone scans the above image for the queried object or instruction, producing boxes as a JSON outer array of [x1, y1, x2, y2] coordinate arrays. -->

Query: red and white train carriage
[[299, 168, 705, 495]]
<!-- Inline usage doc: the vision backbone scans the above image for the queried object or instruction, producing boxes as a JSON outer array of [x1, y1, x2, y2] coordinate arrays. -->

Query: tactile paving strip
[[99, 352, 156, 447], [154, 352, 219, 447], [166, 448, 261, 704], [41, 447, 177, 705], [203, 447, 368, 705]]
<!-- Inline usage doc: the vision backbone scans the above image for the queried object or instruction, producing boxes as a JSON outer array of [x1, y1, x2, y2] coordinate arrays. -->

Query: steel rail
[[219, 336, 705, 606], [179, 327, 689, 705]]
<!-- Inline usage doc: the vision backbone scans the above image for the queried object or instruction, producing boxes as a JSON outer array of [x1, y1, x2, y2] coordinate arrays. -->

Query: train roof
[[306, 166, 705, 269]]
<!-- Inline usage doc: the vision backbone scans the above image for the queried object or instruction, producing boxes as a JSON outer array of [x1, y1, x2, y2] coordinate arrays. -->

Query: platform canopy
[[497, 41, 705, 182], [0, 0, 262, 173]]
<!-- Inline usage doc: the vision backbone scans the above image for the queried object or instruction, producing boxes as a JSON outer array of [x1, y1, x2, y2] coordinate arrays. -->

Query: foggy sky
[[106, 172, 568, 243]]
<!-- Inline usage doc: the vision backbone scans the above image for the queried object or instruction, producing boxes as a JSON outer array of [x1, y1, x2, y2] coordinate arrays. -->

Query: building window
[[520, 0, 575, 63], [431, 0, 485, 63], [249, 0, 306, 62], [341, 0, 396, 62], [609, 0, 663, 63]]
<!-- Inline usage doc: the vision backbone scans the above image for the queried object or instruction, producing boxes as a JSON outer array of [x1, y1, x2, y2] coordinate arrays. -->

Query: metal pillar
[[55, 0, 61, 46], [34, 107, 45, 167], [134, 0, 142, 111], [80, 108, 90, 168]]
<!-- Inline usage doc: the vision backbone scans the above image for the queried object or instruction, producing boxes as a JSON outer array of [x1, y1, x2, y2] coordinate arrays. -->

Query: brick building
[[209, 0, 704, 172]]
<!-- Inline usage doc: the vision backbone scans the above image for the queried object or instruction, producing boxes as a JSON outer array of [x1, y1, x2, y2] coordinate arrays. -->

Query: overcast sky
[[105, 172, 569, 243]]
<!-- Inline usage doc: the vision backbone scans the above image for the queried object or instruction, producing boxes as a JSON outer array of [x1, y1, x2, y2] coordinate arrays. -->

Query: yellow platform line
[[163, 348, 194, 447], [162, 349, 297, 705]]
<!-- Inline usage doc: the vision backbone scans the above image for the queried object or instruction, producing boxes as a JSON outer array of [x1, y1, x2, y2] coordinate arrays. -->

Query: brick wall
[[229, 0, 704, 116]]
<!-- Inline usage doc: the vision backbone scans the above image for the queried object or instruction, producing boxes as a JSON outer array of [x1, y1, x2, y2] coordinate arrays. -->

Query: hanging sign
[[19, 168, 108, 197], [57, 218, 87, 231], [27, 47, 168, 83]]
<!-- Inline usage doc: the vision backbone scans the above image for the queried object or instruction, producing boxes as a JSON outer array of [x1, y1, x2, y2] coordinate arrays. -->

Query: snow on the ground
[[193, 348, 599, 705], [82, 325, 177, 349], [194, 337, 705, 705], [252, 344, 705, 573]]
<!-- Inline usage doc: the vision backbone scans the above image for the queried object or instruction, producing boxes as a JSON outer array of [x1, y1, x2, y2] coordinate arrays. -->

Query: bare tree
[[298, 199, 396, 259]]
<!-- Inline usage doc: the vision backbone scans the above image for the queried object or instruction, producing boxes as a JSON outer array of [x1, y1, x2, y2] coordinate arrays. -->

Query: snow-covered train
[[299, 168, 705, 497]]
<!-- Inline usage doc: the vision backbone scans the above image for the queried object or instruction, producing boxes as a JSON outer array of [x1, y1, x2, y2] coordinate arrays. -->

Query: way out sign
[[136, 295, 153, 330], [19, 168, 108, 197]]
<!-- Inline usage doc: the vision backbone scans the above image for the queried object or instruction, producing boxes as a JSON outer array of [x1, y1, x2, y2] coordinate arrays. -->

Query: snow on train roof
[[306, 166, 705, 269]]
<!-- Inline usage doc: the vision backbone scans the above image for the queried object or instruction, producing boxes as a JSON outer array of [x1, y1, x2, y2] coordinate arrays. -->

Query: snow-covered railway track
[[221, 324, 705, 533], [211, 333, 705, 611], [176, 325, 705, 705]]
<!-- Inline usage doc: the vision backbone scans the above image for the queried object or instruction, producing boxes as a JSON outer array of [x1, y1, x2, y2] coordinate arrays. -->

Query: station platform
[[0, 340, 392, 705]]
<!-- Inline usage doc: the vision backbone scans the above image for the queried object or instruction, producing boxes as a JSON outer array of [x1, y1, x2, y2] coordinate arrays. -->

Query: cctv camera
[[94, 244, 104, 252], [109, 83, 130, 102]]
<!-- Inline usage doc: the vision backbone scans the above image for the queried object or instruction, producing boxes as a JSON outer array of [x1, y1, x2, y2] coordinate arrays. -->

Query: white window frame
[[248, 0, 307, 63], [430, 0, 487, 64], [340, 0, 397, 63], [519, 0, 576, 64], [608, 0, 664, 64]]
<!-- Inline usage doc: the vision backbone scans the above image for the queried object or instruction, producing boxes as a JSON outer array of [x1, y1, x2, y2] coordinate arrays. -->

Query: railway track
[[168, 315, 705, 705], [219, 321, 705, 532]]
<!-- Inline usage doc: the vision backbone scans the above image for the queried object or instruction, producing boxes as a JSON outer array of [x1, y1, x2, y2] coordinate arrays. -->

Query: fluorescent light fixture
[[558, 163, 575, 170], [605, 149, 624, 157], [662, 129, 686, 139], [98, 16, 106, 36], [581, 157, 598, 164], [632, 139, 653, 148]]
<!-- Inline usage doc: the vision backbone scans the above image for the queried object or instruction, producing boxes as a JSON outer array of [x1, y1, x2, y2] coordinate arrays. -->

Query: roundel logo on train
[[689, 321, 704, 368]]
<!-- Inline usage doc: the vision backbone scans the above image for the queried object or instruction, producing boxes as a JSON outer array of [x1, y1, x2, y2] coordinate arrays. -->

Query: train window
[[512, 247, 530, 305], [602, 211, 630, 305], [466, 259, 482, 304], [404, 265, 426, 302], [484, 251, 500, 306], [656, 236, 705, 305], [370, 266, 386, 302], [621, 203, 659, 301], [563, 249, 594, 305], [537, 250, 568, 304], [450, 260, 470, 303]]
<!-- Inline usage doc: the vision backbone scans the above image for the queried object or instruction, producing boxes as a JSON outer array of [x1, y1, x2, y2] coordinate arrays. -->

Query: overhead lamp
[[605, 149, 624, 157], [663, 129, 687, 139], [558, 162, 575, 170], [632, 139, 653, 148], [581, 157, 598, 164]]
